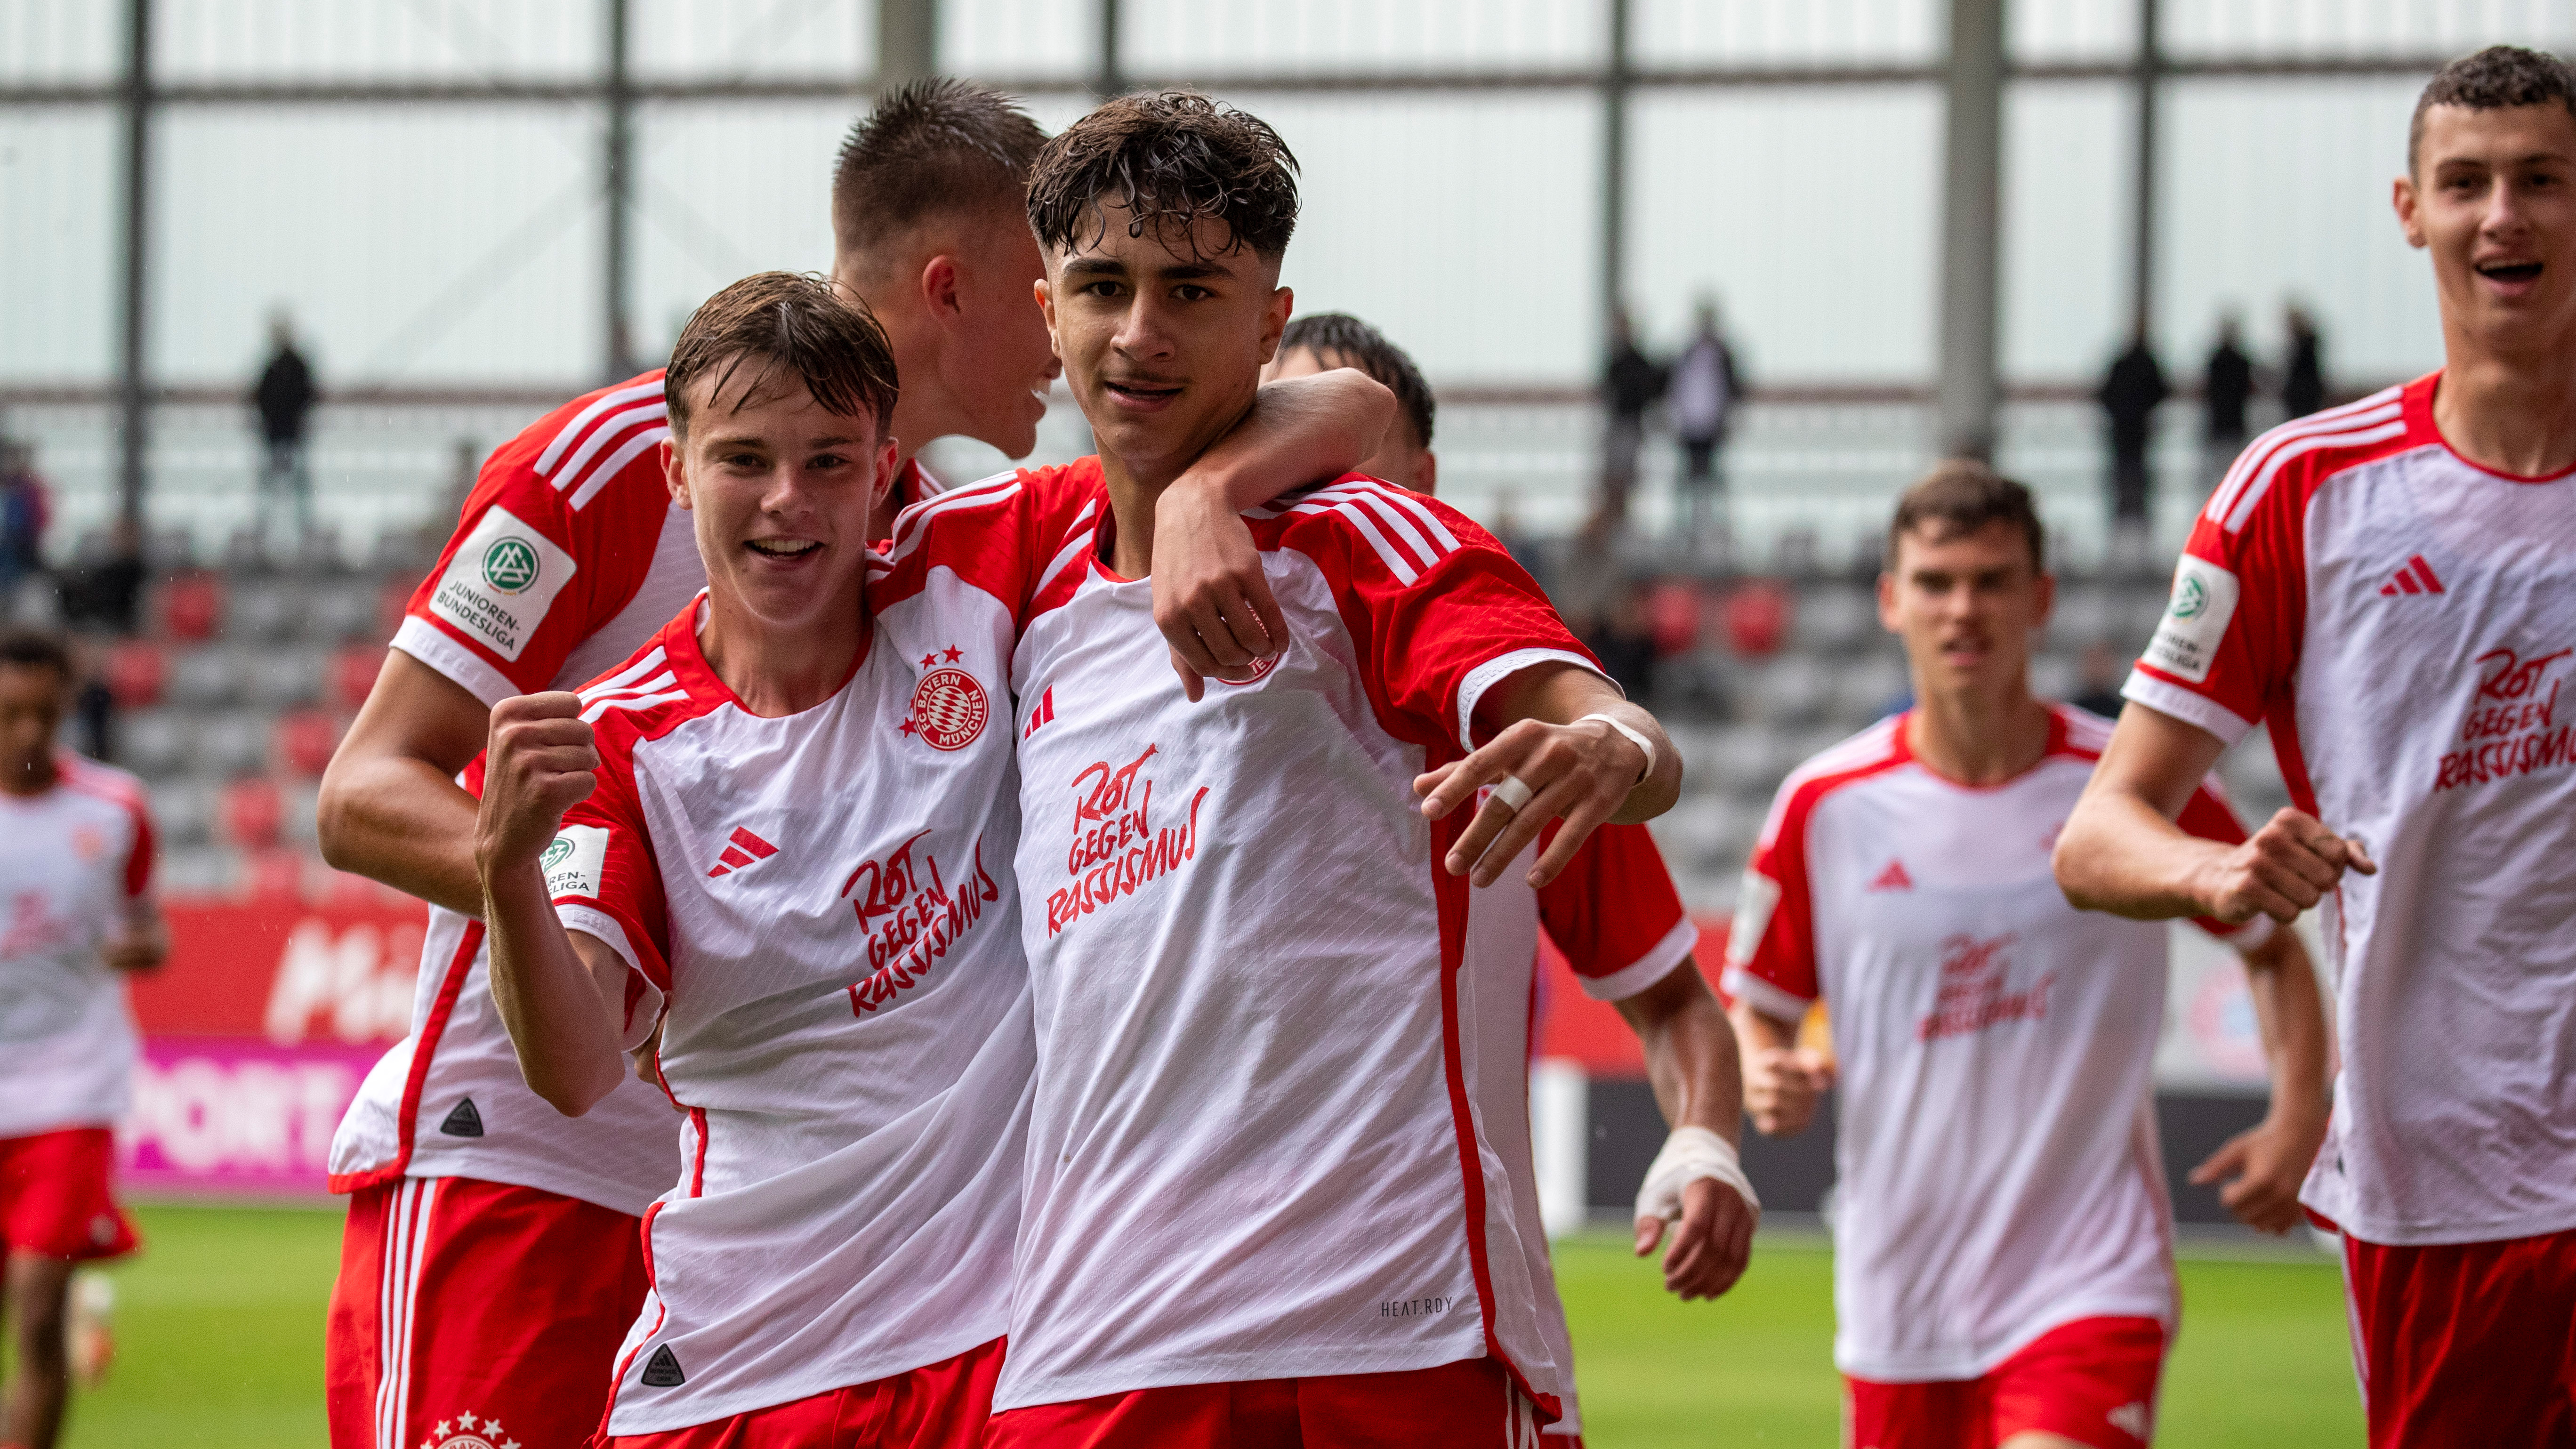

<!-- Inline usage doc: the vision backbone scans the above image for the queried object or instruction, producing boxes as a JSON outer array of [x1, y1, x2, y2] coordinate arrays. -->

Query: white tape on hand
[[1578, 712, 1657, 784], [1635, 1126, 1759, 1223], [1489, 774, 1535, 814]]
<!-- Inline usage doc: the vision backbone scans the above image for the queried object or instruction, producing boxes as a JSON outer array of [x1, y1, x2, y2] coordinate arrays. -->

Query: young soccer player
[[2054, 46, 2576, 1446], [0, 630, 163, 1449], [1268, 311, 1753, 1444], [968, 92, 1737, 1444], [480, 271, 1071, 1447], [1728, 464, 2329, 1449], [315, 81, 1392, 1449]]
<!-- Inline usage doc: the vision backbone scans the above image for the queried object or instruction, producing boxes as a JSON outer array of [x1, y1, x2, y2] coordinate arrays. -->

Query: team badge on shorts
[[906, 659, 989, 751], [419, 1411, 515, 1449]]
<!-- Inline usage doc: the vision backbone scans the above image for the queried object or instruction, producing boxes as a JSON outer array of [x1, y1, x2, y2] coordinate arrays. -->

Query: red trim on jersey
[[604, 1199, 674, 1441], [328, 921, 487, 1194], [58, 755, 155, 898], [1733, 718, 1913, 1008], [685, 1107, 708, 1199], [2414, 372, 2576, 485]]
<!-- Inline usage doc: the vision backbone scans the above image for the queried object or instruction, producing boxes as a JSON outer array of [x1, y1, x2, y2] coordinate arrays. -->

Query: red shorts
[[0, 1126, 138, 1261], [982, 1357, 1546, 1449], [325, 1175, 650, 1449], [1843, 1316, 2165, 1449], [2342, 1225, 2576, 1448], [604, 1337, 1004, 1449]]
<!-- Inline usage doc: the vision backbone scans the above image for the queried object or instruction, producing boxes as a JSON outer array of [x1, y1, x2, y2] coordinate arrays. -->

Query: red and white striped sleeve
[[871, 459, 1106, 629], [1720, 720, 1908, 1022], [2124, 382, 2415, 745], [1535, 821, 1699, 1002], [1261, 476, 1607, 755], [394, 371, 677, 704]]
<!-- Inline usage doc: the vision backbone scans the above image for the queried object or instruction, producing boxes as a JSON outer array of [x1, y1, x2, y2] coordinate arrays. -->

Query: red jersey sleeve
[[2124, 381, 2416, 745], [871, 459, 1106, 629], [1535, 821, 1699, 1001], [1722, 774, 1822, 1023], [122, 797, 154, 899], [546, 730, 672, 1045], [1265, 478, 1605, 755], [2175, 773, 2280, 947], [394, 371, 675, 704]]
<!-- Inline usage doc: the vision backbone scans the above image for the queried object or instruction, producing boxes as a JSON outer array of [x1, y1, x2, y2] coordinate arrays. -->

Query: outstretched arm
[[1414, 661, 1681, 889], [1153, 367, 1397, 699], [1620, 964, 1757, 1300], [2187, 926, 2330, 1233], [318, 650, 491, 916], [475, 691, 629, 1117], [2055, 702, 2374, 925]]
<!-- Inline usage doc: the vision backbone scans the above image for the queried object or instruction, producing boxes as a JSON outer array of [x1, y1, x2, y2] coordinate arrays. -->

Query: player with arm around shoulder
[[1731, 465, 2329, 1449], [313, 81, 1393, 1449], [0, 630, 165, 1449], [1270, 312, 1756, 1446], [2053, 48, 2576, 1448]]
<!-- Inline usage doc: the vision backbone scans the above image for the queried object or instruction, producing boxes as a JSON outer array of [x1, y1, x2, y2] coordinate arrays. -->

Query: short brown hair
[[1280, 313, 1435, 451], [0, 629, 71, 682], [1027, 91, 1300, 263], [664, 273, 899, 439], [2411, 46, 2576, 174], [1885, 460, 2045, 572], [832, 79, 1046, 271]]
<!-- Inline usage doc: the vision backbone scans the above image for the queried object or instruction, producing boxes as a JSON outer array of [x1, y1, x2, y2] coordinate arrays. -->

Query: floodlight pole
[[114, 0, 151, 531], [604, 0, 636, 381], [877, 0, 935, 93], [1600, 0, 1633, 343], [1935, 0, 2005, 461], [2129, 0, 2162, 333]]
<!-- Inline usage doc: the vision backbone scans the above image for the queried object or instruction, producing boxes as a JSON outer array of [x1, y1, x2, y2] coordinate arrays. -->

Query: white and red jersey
[[0, 754, 154, 1140], [1722, 707, 2266, 1383], [1494, 821, 1699, 1439], [993, 461, 1608, 1417], [2124, 372, 2576, 1248], [334, 371, 700, 1213], [546, 470, 1079, 1434]]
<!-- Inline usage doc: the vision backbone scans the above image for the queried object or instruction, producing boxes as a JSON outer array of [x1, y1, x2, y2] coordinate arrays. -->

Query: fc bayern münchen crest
[[909, 667, 990, 751], [420, 1411, 516, 1449]]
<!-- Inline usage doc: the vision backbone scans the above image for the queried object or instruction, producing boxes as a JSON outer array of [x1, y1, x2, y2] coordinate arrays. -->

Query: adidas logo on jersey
[[706, 826, 779, 878], [2378, 554, 2446, 596], [1868, 859, 1913, 891], [1024, 686, 1057, 739], [639, 1344, 685, 1387], [438, 1098, 483, 1138]]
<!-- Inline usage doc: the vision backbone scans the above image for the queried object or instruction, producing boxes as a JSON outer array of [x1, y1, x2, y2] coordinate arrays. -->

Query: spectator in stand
[[2202, 312, 2255, 486], [55, 520, 144, 638], [253, 313, 319, 540], [2281, 302, 2326, 420], [2098, 322, 2169, 539], [0, 442, 50, 620], [1601, 306, 1665, 531], [70, 643, 114, 766], [1669, 298, 1744, 554]]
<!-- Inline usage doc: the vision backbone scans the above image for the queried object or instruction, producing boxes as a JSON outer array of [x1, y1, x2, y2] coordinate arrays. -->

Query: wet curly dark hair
[[2412, 46, 2576, 174], [1026, 91, 1300, 263]]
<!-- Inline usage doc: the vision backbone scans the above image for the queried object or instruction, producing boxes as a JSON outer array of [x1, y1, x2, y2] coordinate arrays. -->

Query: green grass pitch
[[34, 1206, 2360, 1447]]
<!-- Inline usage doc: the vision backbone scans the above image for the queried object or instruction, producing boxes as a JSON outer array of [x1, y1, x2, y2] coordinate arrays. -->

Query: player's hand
[[1413, 715, 1652, 888], [2189, 1105, 2327, 1235], [100, 914, 169, 974], [1742, 1046, 1832, 1137], [1635, 1177, 1757, 1302], [2196, 807, 2376, 925], [476, 692, 599, 876], [1152, 479, 1288, 703]]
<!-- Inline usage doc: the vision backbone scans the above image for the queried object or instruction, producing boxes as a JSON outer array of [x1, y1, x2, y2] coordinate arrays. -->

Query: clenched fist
[[1743, 1045, 1832, 1138], [2197, 807, 2376, 925], [475, 692, 600, 878]]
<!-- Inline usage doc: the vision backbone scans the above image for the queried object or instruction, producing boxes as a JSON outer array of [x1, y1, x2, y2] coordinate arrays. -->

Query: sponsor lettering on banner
[[118, 1037, 385, 1196]]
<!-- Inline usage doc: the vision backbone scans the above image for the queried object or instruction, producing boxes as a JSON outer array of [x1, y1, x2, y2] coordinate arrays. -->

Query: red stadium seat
[[275, 708, 341, 777], [240, 846, 307, 903], [219, 776, 284, 852], [159, 572, 224, 642], [1644, 579, 1702, 658], [102, 640, 167, 708], [1722, 579, 1792, 658], [330, 644, 387, 712]]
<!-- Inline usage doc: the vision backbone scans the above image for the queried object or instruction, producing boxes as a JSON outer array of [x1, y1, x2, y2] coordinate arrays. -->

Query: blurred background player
[[1729, 465, 2327, 1449], [2058, 46, 2576, 1447], [0, 629, 164, 1449], [314, 78, 1388, 1449], [982, 91, 1715, 1445], [481, 274, 1042, 1449], [1268, 309, 1754, 1444]]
